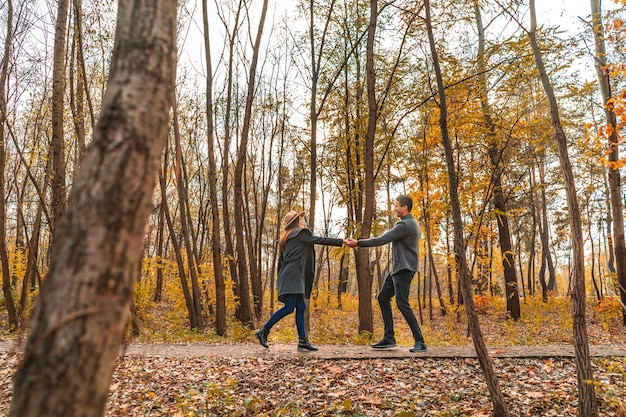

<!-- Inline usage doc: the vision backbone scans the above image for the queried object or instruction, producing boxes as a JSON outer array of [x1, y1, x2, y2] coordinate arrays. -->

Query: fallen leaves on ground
[[1, 351, 624, 416]]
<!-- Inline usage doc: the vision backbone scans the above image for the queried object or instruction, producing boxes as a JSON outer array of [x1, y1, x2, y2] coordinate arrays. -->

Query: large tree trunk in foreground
[[424, 0, 510, 415], [9, 0, 177, 415], [529, 1, 598, 415]]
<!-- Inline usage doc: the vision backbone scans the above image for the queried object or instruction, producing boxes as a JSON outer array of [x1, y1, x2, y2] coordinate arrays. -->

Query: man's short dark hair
[[396, 195, 413, 212]]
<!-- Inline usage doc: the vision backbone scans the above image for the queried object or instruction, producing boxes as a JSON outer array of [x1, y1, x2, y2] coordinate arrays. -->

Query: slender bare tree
[[232, 0, 269, 326], [473, 1, 520, 320], [352, 0, 378, 334], [528, 0, 598, 414], [0, 0, 18, 328], [202, 0, 227, 335], [50, 0, 68, 239], [424, 0, 511, 415]]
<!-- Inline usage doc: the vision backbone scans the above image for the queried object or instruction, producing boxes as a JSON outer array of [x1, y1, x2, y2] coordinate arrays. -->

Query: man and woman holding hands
[[255, 195, 427, 353]]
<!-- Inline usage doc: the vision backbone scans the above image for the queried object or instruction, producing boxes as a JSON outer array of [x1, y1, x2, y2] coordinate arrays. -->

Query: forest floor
[[1, 297, 626, 416], [1, 340, 626, 416]]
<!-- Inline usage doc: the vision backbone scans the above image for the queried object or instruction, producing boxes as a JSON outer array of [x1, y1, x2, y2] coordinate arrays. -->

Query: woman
[[255, 210, 343, 351]]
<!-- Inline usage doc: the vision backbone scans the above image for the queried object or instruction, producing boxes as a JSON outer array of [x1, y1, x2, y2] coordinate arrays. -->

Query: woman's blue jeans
[[263, 294, 307, 338]]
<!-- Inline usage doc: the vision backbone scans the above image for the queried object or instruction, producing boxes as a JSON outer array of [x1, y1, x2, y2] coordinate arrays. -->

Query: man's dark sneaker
[[371, 339, 397, 349], [410, 341, 427, 353]]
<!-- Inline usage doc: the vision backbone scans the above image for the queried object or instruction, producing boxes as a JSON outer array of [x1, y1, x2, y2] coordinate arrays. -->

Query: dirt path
[[116, 343, 626, 359], [2, 339, 625, 359]]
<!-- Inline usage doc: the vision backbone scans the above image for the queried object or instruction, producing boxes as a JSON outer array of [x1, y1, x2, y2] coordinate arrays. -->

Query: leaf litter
[[1, 350, 624, 416]]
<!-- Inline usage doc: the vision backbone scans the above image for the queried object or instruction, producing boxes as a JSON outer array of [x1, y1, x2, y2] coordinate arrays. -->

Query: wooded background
[[0, 0, 625, 341]]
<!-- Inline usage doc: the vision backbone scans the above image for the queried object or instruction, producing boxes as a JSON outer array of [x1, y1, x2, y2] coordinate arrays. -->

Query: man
[[345, 195, 426, 352]]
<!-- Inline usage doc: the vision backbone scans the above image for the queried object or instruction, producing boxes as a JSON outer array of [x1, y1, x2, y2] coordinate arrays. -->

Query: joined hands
[[344, 238, 359, 248]]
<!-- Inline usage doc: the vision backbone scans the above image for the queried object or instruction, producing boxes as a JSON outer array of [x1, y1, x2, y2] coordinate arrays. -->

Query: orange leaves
[[605, 62, 626, 77], [606, 17, 625, 40], [473, 295, 491, 314], [607, 160, 626, 170], [594, 124, 615, 141], [586, 129, 626, 169], [606, 123, 616, 137], [583, 117, 626, 168], [606, 15, 626, 32]]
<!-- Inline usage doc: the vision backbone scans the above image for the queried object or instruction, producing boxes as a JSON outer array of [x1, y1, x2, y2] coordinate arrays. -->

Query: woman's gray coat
[[277, 228, 343, 302]]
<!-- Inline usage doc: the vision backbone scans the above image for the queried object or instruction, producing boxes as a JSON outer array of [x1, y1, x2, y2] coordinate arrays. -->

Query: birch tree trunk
[[9, 0, 176, 415]]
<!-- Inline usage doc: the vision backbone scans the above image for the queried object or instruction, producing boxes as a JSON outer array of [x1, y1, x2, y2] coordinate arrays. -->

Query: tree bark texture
[[529, 1, 598, 414], [69, 0, 87, 174], [10, 0, 176, 415], [50, 0, 68, 237]]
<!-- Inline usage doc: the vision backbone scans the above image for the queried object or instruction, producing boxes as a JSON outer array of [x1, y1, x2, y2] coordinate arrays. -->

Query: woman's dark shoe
[[297, 337, 318, 352], [255, 328, 269, 348]]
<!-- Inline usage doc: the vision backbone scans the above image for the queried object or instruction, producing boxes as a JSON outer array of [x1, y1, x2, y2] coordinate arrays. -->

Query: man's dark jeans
[[377, 269, 424, 343]]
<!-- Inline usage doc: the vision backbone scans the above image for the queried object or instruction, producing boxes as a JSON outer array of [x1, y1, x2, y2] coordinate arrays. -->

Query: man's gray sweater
[[358, 214, 420, 274]]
